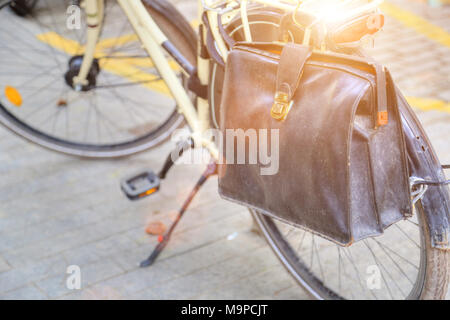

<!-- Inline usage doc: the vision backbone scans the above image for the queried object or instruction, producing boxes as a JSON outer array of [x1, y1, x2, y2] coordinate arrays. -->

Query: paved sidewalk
[[0, 0, 449, 299]]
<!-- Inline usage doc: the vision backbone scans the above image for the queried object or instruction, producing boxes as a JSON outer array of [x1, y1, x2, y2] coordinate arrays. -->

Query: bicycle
[[0, 0, 448, 300]]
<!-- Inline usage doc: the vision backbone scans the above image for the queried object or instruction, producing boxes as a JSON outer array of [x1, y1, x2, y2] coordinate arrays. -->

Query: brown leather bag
[[218, 43, 412, 245]]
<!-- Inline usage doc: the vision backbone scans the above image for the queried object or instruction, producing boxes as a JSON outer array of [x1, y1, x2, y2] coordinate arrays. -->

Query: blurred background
[[0, 0, 448, 299]]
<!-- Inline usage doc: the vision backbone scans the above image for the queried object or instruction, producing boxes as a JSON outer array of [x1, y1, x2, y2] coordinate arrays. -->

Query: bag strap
[[373, 63, 388, 127], [202, 12, 225, 66], [218, 13, 236, 49], [271, 43, 312, 121]]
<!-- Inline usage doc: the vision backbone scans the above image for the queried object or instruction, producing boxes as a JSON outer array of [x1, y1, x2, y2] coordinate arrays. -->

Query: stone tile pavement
[[0, 0, 449, 299]]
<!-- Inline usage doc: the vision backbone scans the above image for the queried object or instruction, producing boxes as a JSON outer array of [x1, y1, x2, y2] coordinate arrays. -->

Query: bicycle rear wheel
[[0, 0, 196, 157], [252, 102, 449, 300]]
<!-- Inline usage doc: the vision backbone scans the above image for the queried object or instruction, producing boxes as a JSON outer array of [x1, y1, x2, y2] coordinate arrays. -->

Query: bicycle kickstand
[[140, 160, 218, 268]]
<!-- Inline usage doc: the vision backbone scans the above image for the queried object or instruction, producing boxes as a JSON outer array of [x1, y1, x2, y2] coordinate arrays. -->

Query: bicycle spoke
[[406, 219, 419, 227], [41, 0, 69, 72], [313, 236, 325, 284], [82, 100, 93, 143], [283, 227, 295, 239], [363, 240, 396, 299], [337, 247, 342, 293], [22, 85, 66, 121], [19, 74, 63, 103], [395, 224, 421, 249], [91, 103, 125, 142], [50, 107, 62, 135], [64, 97, 70, 140], [372, 238, 416, 285], [12, 65, 59, 92], [342, 247, 367, 294], [372, 238, 419, 270], [339, 247, 356, 300]]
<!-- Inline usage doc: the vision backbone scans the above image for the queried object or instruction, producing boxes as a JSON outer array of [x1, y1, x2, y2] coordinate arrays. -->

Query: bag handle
[[271, 43, 312, 121], [272, 43, 389, 127]]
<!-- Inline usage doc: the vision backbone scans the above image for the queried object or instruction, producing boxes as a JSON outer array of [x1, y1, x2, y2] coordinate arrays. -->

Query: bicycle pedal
[[121, 170, 160, 201]]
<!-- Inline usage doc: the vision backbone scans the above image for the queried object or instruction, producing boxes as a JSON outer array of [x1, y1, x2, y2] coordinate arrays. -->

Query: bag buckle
[[271, 92, 293, 121], [377, 111, 388, 126]]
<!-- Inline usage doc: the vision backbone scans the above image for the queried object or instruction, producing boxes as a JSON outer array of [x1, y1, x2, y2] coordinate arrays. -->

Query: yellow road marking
[[37, 29, 450, 114], [95, 34, 139, 50], [36, 32, 83, 55], [36, 32, 180, 96], [380, 3, 450, 113], [381, 2, 450, 48], [407, 96, 450, 114]]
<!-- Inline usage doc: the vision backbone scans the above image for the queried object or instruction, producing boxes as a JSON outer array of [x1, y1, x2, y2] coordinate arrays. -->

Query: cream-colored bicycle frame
[[74, 0, 382, 160]]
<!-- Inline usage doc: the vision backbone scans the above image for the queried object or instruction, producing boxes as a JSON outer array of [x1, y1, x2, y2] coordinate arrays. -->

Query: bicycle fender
[[398, 91, 450, 250], [141, 0, 197, 53]]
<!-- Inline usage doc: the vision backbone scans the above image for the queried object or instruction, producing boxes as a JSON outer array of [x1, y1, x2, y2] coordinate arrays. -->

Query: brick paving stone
[[35, 258, 124, 298], [0, 255, 68, 294], [1, 285, 47, 300], [0, 255, 11, 273], [438, 89, 450, 102]]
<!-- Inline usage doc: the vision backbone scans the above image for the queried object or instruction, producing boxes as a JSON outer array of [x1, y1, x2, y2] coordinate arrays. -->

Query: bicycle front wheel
[[0, 0, 196, 157]]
